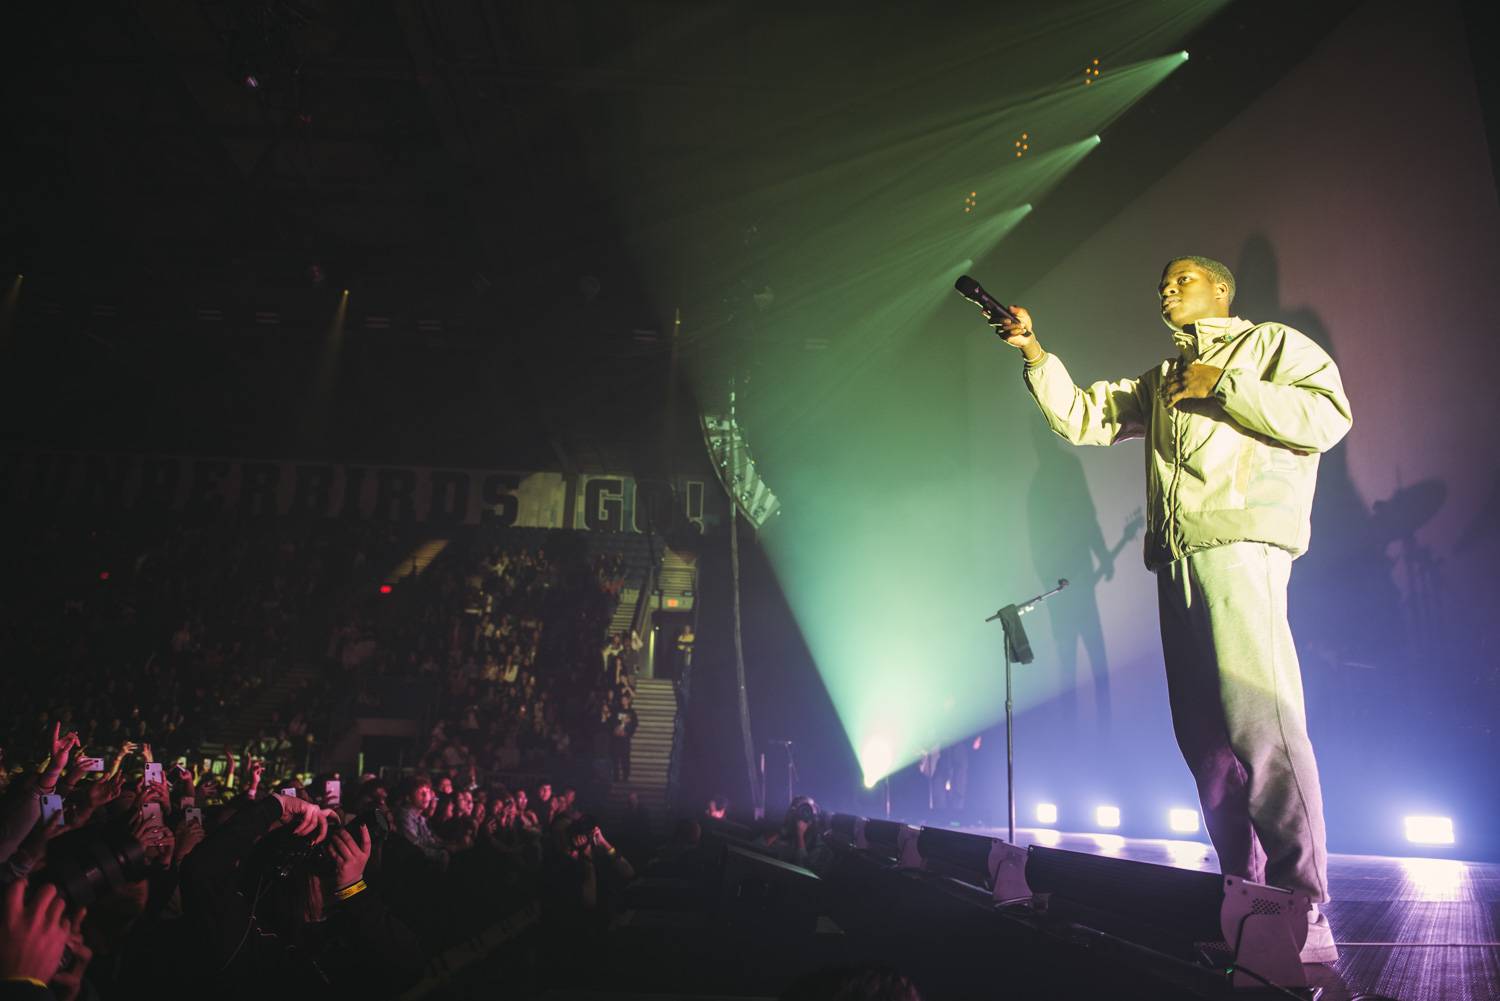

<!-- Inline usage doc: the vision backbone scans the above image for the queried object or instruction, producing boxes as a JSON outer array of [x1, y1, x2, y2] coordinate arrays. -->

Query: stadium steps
[[384, 538, 450, 584], [605, 677, 676, 820], [655, 547, 696, 612], [208, 662, 323, 754], [608, 585, 641, 638]]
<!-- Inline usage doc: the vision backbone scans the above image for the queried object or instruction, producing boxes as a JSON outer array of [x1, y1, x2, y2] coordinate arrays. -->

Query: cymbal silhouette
[[1369, 480, 1445, 543]]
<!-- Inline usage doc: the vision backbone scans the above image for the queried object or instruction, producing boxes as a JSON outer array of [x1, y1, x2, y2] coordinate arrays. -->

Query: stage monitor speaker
[[915, 826, 1031, 902], [916, 827, 992, 885], [1025, 846, 1310, 990], [863, 819, 922, 869], [1026, 846, 1223, 942], [829, 812, 865, 848], [719, 843, 825, 936]]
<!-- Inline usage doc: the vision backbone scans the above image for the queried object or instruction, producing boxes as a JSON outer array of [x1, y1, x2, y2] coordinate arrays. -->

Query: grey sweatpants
[[1157, 541, 1329, 902]]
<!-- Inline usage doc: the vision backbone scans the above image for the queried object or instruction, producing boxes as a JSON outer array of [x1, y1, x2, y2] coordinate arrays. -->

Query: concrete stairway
[[384, 538, 450, 584], [605, 677, 676, 821], [657, 547, 696, 612], [210, 663, 322, 754], [608, 584, 641, 638]]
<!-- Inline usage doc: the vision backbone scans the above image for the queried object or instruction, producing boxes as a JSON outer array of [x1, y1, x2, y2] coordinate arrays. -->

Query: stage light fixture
[[1168, 808, 1199, 833], [1083, 57, 1101, 85], [1035, 803, 1058, 825], [379, 584, 393, 595], [963, 190, 977, 214], [1095, 805, 1121, 829], [1014, 132, 1029, 158], [1404, 816, 1455, 845]]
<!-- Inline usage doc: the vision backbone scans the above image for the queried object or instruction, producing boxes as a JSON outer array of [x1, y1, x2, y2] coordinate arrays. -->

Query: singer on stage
[[987, 256, 1352, 963]]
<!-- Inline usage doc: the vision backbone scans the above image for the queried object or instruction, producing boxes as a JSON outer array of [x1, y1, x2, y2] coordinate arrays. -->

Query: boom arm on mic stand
[[984, 578, 1068, 843]]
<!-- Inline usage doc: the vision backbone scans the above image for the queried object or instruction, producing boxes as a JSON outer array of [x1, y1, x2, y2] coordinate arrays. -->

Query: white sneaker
[[1300, 907, 1339, 964]]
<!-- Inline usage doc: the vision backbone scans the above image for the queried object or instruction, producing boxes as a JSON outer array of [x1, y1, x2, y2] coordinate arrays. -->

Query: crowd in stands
[[1, 517, 404, 773], [325, 533, 644, 792], [0, 513, 899, 998], [3, 512, 648, 808]]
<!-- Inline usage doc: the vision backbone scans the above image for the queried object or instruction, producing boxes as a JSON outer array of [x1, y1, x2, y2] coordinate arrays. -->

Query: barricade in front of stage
[[610, 814, 1309, 998], [822, 812, 1312, 995]]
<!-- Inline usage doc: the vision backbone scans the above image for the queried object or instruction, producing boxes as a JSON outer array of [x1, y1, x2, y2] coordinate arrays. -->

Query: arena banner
[[0, 452, 711, 531], [574, 473, 707, 535]]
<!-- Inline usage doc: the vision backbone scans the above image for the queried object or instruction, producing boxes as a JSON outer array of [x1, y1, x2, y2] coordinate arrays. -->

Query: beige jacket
[[1022, 316, 1353, 570]]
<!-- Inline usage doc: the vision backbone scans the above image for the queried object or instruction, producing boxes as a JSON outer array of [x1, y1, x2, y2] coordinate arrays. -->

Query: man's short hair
[[1169, 255, 1236, 306], [395, 775, 432, 801]]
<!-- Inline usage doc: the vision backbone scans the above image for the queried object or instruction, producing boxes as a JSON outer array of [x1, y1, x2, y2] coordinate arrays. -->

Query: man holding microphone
[[987, 256, 1351, 963]]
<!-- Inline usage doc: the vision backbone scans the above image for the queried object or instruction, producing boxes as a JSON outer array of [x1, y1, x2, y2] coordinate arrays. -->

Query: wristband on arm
[[333, 879, 367, 901]]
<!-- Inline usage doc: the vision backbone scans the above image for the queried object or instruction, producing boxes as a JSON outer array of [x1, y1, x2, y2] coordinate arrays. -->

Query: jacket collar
[[1170, 315, 1254, 358]]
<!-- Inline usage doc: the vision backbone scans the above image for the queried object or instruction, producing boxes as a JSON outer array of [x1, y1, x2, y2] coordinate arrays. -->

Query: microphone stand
[[985, 578, 1068, 844]]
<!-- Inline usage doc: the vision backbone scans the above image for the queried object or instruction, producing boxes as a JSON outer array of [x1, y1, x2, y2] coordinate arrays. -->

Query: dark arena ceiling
[[6, 0, 1469, 469]]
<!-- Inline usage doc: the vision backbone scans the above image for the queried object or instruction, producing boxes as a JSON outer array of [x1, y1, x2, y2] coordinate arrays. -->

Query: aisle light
[[1404, 816, 1455, 845], [1169, 808, 1200, 834]]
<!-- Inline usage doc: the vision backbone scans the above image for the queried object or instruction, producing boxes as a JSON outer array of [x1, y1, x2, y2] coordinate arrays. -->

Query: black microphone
[[954, 275, 1021, 327]]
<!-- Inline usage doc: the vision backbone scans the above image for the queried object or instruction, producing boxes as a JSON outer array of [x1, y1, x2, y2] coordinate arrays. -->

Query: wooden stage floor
[[945, 826, 1500, 1000]]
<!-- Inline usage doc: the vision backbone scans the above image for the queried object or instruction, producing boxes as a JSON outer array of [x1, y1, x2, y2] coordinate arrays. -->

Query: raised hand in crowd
[[173, 815, 207, 866], [131, 807, 174, 867], [0, 880, 84, 990], [10, 811, 66, 874], [171, 762, 197, 803], [328, 824, 373, 890], [132, 777, 170, 814], [244, 759, 265, 799], [591, 824, 635, 879], [89, 772, 126, 808], [39, 723, 81, 791], [107, 741, 138, 779], [57, 754, 90, 796], [274, 791, 334, 843], [48, 921, 93, 1001], [222, 749, 237, 787], [58, 772, 124, 832]]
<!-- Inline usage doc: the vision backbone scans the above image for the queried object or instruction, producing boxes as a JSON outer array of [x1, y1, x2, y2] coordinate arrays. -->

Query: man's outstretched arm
[[988, 305, 1147, 446]]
